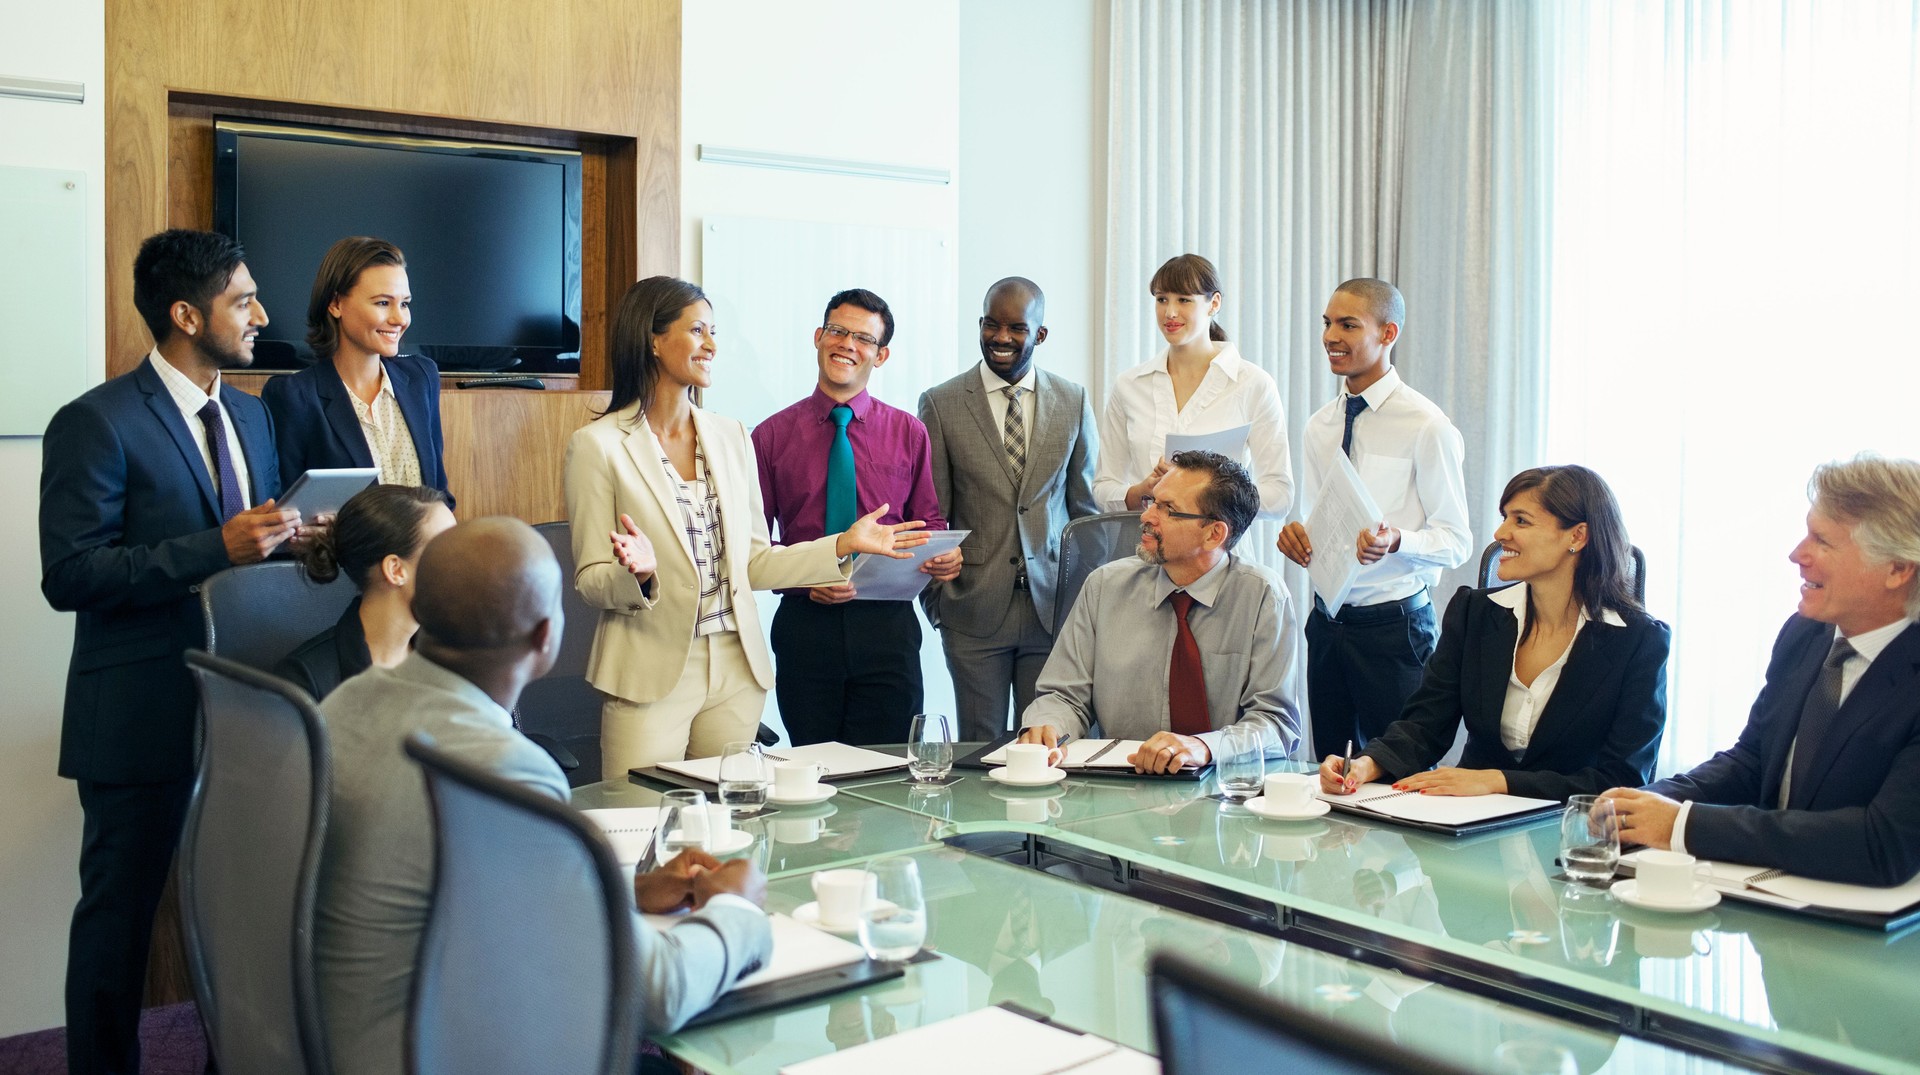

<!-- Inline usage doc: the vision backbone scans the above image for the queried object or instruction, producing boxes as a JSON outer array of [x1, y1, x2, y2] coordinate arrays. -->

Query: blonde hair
[[1810, 453, 1920, 618]]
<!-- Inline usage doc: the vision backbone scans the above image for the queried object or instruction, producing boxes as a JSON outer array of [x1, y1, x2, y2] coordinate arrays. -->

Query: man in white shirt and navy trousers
[[1278, 278, 1472, 755]]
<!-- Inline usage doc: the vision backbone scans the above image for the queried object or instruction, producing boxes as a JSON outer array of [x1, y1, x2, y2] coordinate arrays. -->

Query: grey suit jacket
[[918, 365, 1098, 636]]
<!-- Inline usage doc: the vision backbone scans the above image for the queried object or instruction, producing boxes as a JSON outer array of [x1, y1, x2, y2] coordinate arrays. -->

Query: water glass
[[1559, 795, 1620, 885], [856, 856, 927, 962], [906, 713, 954, 783], [717, 740, 773, 814], [653, 789, 710, 866], [1214, 723, 1264, 802]]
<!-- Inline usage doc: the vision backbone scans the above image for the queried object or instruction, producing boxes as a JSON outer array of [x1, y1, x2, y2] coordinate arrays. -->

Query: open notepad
[[581, 806, 662, 867], [780, 1005, 1159, 1075], [976, 739, 1150, 770], [1317, 783, 1561, 835], [1620, 850, 1920, 927], [653, 741, 909, 785]]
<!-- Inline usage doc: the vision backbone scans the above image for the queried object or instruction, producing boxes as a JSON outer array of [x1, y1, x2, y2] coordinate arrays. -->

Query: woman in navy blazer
[[261, 236, 452, 503], [1322, 465, 1670, 801]]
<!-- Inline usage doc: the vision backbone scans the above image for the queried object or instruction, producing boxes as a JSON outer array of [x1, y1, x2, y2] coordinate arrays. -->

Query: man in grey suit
[[920, 278, 1099, 741], [316, 517, 771, 1075]]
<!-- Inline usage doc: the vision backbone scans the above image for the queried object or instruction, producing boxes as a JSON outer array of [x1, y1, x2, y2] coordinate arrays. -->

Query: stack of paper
[[1318, 783, 1559, 828], [657, 742, 909, 784], [779, 1006, 1158, 1074]]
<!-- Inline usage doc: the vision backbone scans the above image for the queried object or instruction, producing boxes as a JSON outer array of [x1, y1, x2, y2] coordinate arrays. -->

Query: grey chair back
[[1053, 510, 1145, 636], [520, 521, 606, 782], [201, 561, 358, 671], [403, 733, 639, 1075], [179, 650, 333, 1075], [1476, 540, 1647, 604]]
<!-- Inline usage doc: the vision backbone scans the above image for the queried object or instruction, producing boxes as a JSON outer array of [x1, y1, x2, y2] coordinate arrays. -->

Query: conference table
[[579, 755, 1920, 1075]]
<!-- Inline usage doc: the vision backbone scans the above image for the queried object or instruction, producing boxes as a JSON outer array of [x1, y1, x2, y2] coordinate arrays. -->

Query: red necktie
[[1168, 592, 1211, 735]]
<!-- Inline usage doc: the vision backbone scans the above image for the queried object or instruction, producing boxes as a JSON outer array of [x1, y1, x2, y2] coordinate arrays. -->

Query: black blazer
[[1364, 584, 1670, 802], [1647, 616, 1920, 886], [273, 594, 372, 701], [259, 353, 452, 502], [40, 359, 282, 783]]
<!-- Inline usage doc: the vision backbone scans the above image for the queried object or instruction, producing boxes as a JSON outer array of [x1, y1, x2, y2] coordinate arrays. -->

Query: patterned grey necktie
[[1003, 385, 1028, 486]]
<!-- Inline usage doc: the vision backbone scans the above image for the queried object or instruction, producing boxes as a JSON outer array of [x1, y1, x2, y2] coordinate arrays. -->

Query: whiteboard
[[697, 215, 955, 428], [0, 166, 88, 435]]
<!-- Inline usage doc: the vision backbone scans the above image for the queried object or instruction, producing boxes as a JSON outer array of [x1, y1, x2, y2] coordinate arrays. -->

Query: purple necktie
[[197, 399, 245, 523]]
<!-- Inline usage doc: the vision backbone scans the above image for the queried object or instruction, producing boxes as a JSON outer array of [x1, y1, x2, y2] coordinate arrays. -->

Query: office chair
[[403, 733, 640, 1075], [179, 650, 334, 1075], [200, 561, 358, 671], [1053, 510, 1146, 636], [1477, 540, 1647, 604]]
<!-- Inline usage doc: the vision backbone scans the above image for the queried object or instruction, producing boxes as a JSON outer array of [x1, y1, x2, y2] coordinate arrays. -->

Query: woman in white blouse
[[1093, 253, 1292, 519], [1320, 465, 1671, 801]]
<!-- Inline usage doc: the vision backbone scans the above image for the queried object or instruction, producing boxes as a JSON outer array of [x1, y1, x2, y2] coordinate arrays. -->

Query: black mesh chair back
[[518, 522, 608, 781], [1476, 540, 1647, 604], [404, 733, 640, 1075], [179, 650, 333, 1075], [201, 561, 358, 671], [1053, 510, 1145, 636]]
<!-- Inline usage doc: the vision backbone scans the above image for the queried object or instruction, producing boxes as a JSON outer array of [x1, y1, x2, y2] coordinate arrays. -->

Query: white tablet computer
[[278, 468, 379, 517]]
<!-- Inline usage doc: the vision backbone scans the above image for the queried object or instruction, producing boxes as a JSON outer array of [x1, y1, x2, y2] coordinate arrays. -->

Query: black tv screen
[[213, 119, 582, 374]]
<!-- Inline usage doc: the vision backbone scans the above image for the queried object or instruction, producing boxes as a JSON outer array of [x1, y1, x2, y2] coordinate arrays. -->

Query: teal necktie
[[826, 404, 856, 533]]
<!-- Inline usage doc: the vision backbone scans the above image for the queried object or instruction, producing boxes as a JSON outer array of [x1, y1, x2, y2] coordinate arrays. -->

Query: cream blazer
[[564, 403, 846, 704]]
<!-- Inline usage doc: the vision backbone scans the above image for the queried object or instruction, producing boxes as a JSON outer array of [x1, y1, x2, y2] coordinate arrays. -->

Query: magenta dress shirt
[[752, 386, 947, 542]]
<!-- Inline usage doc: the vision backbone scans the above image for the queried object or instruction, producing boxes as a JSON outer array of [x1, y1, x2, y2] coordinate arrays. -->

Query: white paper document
[[1318, 784, 1558, 828], [1164, 424, 1251, 462], [1621, 851, 1920, 915], [846, 529, 970, 601], [581, 806, 662, 867], [656, 741, 909, 784], [642, 911, 866, 991], [780, 1005, 1156, 1075], [980, 739, 1147, 769], [1304, 452, 1384, 617]]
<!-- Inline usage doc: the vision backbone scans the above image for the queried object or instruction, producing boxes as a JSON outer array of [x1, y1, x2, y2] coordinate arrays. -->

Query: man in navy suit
[[1607, 455, 1920, 886], [41, 229, 300, 1074]]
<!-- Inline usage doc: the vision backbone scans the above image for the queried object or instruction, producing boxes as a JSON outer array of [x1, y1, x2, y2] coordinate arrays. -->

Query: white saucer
[[792, 898, 896, 935], [1610, 879, 1721, 913], [768, 785, 839, 806], [986, 766, 1068, 787], [1244, 796, 1331, 822], [657, 827, 754, 860]]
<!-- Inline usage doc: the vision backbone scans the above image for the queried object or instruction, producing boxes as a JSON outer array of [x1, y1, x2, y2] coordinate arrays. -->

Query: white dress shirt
[[1672, 615, 1913, 853], [147, 350, 253, 506], [1296, 367, 1470, 606], [346, 365, 424, 488], [1092, 343, 1293, 520], [1489, 583, 1627, 752], [978, 360, 1038, 436]]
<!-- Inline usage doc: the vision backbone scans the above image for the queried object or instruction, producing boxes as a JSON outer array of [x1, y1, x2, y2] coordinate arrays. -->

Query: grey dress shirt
[[1020, 553, 1304, 758], [315, 653, 772, 1075]]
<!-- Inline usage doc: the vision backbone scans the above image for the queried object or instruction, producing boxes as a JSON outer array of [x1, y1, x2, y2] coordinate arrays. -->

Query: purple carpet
[[0, 1003, 207, 1075]]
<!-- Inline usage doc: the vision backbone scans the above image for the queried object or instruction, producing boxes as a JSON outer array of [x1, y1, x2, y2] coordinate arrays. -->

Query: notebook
[[1618, 850, 1920, 930], [957, 734, 1214, 782], [779, 1004, 1156, 1075], [1316, 783, 1561, 836], [581, 806, 661, 867], [649, 741, 910, 785], [651, 911, 909, 1029]]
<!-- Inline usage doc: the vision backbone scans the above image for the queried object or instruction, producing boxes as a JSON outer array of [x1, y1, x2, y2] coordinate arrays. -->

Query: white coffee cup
[[810, 868, 876, 929], [1004, 742, 1051, 779], [1635, 849, 1710, 904], [1006, 797, 1062, 824], [774, 761, 826, 798], [1263, 772, 1318, 810], [702, 803, 733, 835]]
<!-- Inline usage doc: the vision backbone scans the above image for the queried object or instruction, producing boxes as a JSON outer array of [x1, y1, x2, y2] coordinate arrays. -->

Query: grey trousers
[[940, 592, 1055, 742]]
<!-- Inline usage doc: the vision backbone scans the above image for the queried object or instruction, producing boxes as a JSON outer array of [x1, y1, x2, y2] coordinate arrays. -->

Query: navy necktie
[[1341, 395, 1369, 458], [825, 404, 856, 534], [197, 399, 245, 523]]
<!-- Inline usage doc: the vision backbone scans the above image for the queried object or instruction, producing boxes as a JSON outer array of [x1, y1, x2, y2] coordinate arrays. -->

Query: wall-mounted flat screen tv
[[213, 118, 582, 375]]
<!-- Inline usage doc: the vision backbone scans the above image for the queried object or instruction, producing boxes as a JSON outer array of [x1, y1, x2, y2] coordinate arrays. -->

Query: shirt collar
[[1837, 616, 1913, 662], [1347, 365, 1402, 411], [1487, 581, 1628, 629], [808, 384, 873, 421], [148, 348, 221, 406], [977, 361, 1037, 395], [391, 651, 516, 728], [1151, 553, 1234, 609], [1133, 343, 1246, 382]]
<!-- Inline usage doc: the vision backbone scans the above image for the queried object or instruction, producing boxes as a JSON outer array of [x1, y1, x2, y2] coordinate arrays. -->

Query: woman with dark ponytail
[[275, 483, 456, 699], [1093, 253, 1294, 520]]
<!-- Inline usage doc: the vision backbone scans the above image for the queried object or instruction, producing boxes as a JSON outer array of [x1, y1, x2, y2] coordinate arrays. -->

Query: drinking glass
[[906, 713, 954, 783], [1493, 1040, 1579, 1075], [653, 789, 710, 866], [1214, 723, 1264, 802], [856, 856, 927, 961], [1559, 795, 1620, 885], [717, 740, 773, 815]]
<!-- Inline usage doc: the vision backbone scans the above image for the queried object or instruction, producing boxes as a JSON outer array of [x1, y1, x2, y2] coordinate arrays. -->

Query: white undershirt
[[978, 361, 1037, 435], [147, 350, 253, 506]]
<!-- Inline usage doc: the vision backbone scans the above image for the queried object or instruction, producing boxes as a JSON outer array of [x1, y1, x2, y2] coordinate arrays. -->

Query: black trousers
[[66, 777, 194, 1075], [1305, 594, 1439, 758], [770, 596, 923, 746]]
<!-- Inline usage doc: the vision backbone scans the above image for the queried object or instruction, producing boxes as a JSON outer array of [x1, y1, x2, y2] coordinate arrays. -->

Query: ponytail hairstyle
[[299, 483, 452, 589], [1149, 253, 1228, 342]]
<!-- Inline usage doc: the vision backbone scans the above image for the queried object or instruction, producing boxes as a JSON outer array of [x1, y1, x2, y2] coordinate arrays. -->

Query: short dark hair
[[132, 229, 247, 344], [1169, 450, 1259, 548], [604, 275, 709, 415], [823, 288, 895, 347], [1333, 277, 1406, 330], [298, 483, 451, 589], [306, 236, 407, 359]]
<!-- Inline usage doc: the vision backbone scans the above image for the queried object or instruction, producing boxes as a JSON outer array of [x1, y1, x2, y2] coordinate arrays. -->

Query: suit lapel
[[1023, 372, 1073, 500], [317, 362, 377, 468], [1520, 623, 1626, 762], [136, 361, 220, 518], [621, 412, 696, 569], [220, 387, 276, 502], [962, 376, 1021, 488], [1794, 623, 1920, 803], [1476, 601, 1518, 736], [385, 359, 437, 472]]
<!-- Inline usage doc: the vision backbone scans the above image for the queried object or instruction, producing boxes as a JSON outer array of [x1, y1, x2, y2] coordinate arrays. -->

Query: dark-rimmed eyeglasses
[[1139, 495, 1216, 523], [821, 323, 882, 350]]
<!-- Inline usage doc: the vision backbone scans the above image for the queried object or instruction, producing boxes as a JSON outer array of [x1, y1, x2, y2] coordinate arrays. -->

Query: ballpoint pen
[[1342, 739, 1356, 794]]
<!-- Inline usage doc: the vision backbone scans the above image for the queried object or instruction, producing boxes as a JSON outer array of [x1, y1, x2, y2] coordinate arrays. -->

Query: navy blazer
[[1647, 616, 1920, 886], [40, 359, 282, 783], [260, 353, 452, 503], [273, 594, 372, 702], [1363, 584, 1671, 801]]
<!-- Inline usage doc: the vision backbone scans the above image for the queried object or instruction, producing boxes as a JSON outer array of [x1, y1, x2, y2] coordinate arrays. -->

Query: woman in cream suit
[[566, 276, 928, 775]]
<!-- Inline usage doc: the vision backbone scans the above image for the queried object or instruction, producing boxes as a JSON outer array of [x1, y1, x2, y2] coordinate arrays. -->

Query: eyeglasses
[[1139, 495, 1216, 523], [821, 323, 882, 351]]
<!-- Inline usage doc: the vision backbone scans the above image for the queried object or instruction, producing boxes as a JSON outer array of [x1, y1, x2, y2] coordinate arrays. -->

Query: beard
[[194, 328, 254, 371], [1136, 529, 1166, 566]]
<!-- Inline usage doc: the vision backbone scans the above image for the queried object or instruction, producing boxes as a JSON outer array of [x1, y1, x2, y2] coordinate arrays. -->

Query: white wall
[[0, 0, 106, 1036]]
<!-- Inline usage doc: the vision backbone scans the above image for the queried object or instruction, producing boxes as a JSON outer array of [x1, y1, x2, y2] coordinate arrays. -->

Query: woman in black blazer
[[261, 236, 453, 502], [1321, 465, 1670, 801]]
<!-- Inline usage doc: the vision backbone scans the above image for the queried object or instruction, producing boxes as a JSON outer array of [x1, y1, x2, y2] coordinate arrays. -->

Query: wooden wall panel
[[440, 391, 611, 523]]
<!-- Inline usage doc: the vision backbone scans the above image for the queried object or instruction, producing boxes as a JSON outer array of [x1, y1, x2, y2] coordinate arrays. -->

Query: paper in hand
[[846, 529, 970, 601], [1304, 452, 1383, 617], [1164, 423, 1251, 461]]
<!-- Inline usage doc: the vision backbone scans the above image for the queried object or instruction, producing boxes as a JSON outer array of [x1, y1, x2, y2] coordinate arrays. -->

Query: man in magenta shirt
[[753, 288, 958, 745]]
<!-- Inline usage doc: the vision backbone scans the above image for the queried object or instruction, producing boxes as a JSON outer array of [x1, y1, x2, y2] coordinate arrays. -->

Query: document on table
[[780, 1005, 1158, 1075], [1621, 851, 1920, 915], [643, 911, 867, 990], [1304, 452, 1384, 617], [1165, 423, 1250, 462], [657, 741, 910, 785], [1319, 784, 1559, 828], [979, 739, 1148, 770], [847, 529, 969, 601], [581, 806, 662, 867]]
